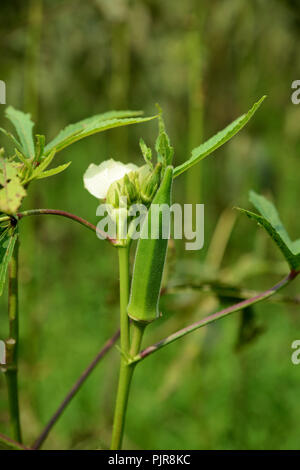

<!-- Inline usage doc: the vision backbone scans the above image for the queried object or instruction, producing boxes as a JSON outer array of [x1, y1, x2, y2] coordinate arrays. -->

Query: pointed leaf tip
[[5, 106, 35, 158], [238, 189, 300, 270], [173, 96, 266, 178]]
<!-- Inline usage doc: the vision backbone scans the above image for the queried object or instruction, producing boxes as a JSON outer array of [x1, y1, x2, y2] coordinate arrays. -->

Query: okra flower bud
[[123, 173, 138, 206], [106, 172, 139, 208], [139, 163, 162, 204], [106, 181, 121, 208]]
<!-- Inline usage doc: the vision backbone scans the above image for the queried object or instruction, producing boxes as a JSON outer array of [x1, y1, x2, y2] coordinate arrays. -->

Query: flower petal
[[83, 159, 138, 199]]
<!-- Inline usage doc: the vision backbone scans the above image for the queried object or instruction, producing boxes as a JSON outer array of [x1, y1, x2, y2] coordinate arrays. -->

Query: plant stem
[[16, 209, 115, 243], [132, 271, 299, 364], [111, 247, 145, 450], [165, 282, 300, 305], [130, 322, 145, 357], [118, 247, 130, 354], [0, 432, 29, 450], [5, 237, 22, 443], [32, 329, 120, 450], [110, 247, 130, 450], [110, 360, 133, 450], [110, 322, 145, 450], [5, 373, 21, 443], [0, 209, 116, 243]]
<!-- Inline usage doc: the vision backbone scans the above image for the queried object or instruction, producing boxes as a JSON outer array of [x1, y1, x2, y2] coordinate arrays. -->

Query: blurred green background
[[1, 0, 300, 450]]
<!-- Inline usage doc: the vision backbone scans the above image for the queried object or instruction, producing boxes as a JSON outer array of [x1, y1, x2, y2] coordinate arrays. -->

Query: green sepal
[[139, 138, 152, 165], [155, 110, 174, 166], [34, 134, 45, 162]]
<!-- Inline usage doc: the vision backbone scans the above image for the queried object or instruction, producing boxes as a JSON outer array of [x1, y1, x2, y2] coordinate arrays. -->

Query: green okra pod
[[127, 166, 173, 323]]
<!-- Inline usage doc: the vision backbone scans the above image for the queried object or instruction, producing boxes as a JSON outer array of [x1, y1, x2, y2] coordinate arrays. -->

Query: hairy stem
[[32, 329, 120, 450], [4, 237, 22, 443], [132, 271, 299, 364]]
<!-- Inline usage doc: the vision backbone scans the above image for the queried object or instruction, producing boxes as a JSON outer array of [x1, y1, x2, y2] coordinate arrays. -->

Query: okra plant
[[0, 95, 299, 451], [0, 106, 155, 449]]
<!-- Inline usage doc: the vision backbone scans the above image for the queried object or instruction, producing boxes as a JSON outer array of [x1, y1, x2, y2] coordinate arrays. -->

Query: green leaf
[[0, 158, 19, 185], [0, 179, 26, 215], [237, 190, 300, 270], [249, 191, 293, 248], [173, 96, 266, 178], [0, 230, 18, 296], [35, 161, 71, 179], [35, 148, 56, 172], [0, 159, 26, 214], [5, 106, 35, 158], [44, 111, 154, 155], [24, 149, 56, 183]]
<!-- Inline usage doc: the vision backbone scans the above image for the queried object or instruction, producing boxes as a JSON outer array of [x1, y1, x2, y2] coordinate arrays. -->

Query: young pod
[[127, 166, 173, 323]]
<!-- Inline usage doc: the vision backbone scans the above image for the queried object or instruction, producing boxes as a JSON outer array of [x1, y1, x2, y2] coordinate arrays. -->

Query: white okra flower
[[83, 159, 138, 199], [83, 158, 164, 246]]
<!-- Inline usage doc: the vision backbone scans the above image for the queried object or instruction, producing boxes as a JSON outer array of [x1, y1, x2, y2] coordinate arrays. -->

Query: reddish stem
[[17, 209, 116, 244]]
